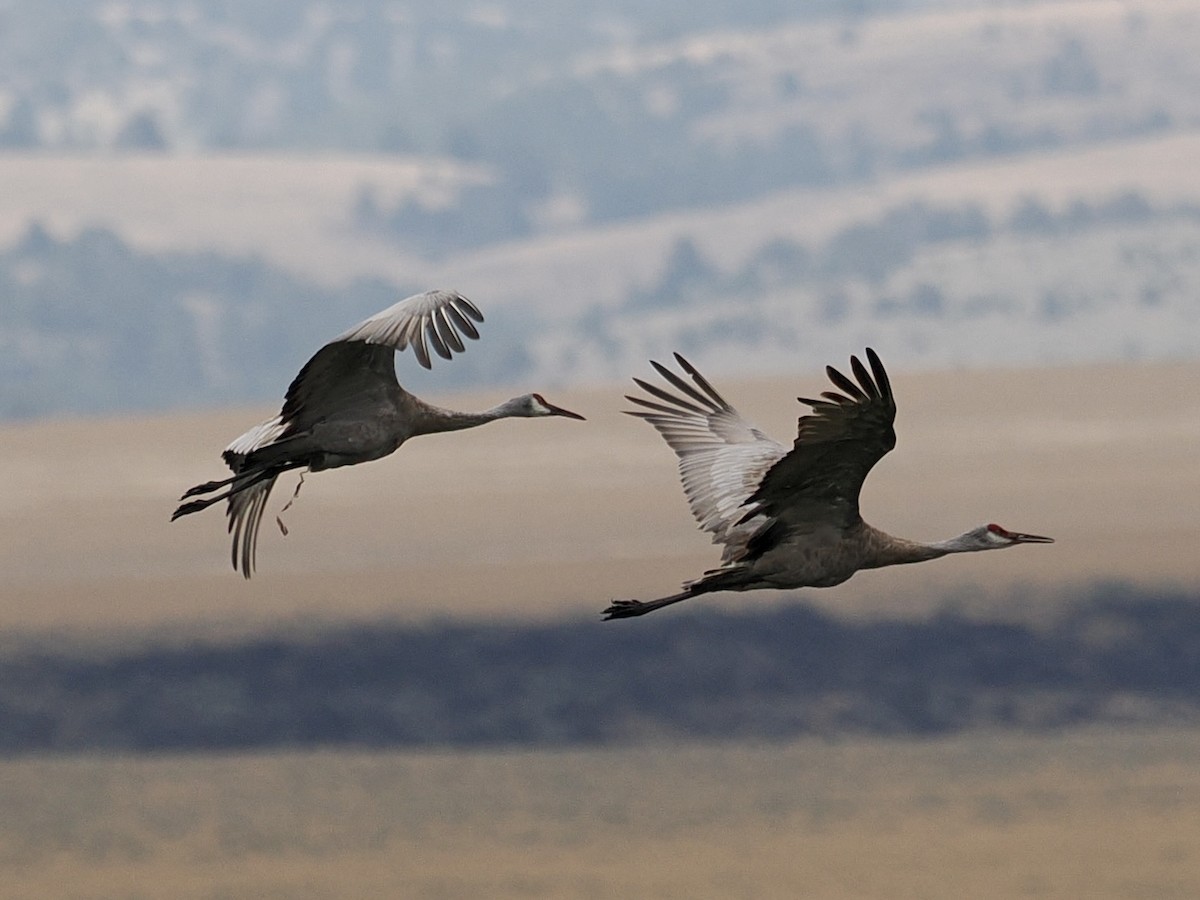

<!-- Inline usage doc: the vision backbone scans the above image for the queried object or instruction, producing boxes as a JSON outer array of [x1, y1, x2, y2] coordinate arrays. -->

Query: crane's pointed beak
[[1010, 531, 1054, 544], [545, 402, 586, 420]]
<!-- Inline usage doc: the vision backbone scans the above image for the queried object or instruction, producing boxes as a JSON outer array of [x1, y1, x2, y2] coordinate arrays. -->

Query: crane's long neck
[[418, 398, 524, 433], [861, 526, 977, 570]]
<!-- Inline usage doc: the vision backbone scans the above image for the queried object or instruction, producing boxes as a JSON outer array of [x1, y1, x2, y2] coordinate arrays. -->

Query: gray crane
[[603, 349, 1052, 620], [173, 289, 584, 577]]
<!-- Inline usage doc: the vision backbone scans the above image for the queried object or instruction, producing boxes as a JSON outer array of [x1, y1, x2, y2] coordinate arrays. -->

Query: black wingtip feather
[[435, 307, 466, 354], [455, 295, 485, 323], [865, 347, 891, 399], [413, 329, 432, 369], [650, 359, 720, 410], [444, 303, 482, 341], [672, 353, 728, 408], [850, 355, 880, 400], [624, 394, 688, 416], [631, 375, 708, 415], [825, 364, 868, 401], [425, 319, 452, 361]]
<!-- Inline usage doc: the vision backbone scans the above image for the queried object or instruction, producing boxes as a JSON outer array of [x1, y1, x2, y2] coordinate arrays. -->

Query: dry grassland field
[[1, 728, 1198, 900], [0, 359, 1197, 639]]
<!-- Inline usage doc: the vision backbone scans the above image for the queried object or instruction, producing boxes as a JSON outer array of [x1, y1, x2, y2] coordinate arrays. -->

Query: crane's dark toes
[[171, 498, 211, 520], [602, 599, 647, 621], [180, 479, 224, 500]]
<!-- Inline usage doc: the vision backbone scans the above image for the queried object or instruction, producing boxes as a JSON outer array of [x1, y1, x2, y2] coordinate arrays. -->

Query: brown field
[[0, 359, 1197, 640], [1, 728, 1198, 899]]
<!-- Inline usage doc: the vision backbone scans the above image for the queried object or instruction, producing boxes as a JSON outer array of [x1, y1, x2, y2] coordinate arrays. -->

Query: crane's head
[[519, 393, 586, 420], [962, 523, 1055, 550]]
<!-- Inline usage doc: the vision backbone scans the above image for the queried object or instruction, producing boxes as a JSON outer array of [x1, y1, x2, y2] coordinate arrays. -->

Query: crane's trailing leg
[[603, 567, 756, 620], [276, 473, 306, 536], [171, 467, 278, 520], [602, 590, 693, 620]]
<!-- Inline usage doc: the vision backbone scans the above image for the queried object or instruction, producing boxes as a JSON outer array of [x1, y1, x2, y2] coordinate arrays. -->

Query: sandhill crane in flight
[[173, 289, 584, 577], [603, 349, 1052, 620]]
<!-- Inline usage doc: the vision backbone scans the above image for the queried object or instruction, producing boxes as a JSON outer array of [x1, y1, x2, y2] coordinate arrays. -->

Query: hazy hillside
[[2, 0, 1200, 417], [4, 586, 1199, 754]]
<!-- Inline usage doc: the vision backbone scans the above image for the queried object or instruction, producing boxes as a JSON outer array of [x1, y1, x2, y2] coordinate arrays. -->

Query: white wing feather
[[627, 355, 785, 563], [224, 415, 286, 459], [334, 289, 484, 368]]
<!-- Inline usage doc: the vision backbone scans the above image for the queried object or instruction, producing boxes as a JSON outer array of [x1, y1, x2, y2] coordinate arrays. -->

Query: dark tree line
[[2, 584, 1198, 755]]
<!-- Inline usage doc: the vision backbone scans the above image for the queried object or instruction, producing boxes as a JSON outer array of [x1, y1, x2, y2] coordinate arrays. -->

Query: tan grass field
[[1, 728, 1198, 899], [0, 359, 1197, 639]]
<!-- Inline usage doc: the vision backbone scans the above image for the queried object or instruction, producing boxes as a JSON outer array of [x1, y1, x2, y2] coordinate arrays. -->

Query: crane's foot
[[180, 480, 219, 500], [601, 599, 649, 621], [171, 496, 216, 520]]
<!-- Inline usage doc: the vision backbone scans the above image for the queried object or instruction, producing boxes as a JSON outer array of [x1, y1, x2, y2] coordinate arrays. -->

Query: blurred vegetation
[[4, 2, 1200, 415], [0, 223, 537, 418], [2, 583, 1198, 754], [3, 189, 1195, 419], [1, 2, 1195, 241]]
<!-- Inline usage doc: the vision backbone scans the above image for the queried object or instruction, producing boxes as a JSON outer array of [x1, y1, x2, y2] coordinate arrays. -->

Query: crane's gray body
[[605, 350, 1052, 619], [174, 290, 583, 577]]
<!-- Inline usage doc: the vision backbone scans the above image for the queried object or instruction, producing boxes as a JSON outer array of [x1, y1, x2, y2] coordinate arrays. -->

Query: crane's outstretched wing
[[740, 348, 895, 555], [335, 289, 484, 368], [626, 353, 787, 563], [278, 290, 483, 435]]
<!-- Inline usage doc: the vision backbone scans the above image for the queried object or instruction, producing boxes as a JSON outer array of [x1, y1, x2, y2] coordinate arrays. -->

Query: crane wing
[[740, 348, 896, 553], [626, 354, 786, 562], [334, 289, 484, 369], [276, 290, 483, 434]]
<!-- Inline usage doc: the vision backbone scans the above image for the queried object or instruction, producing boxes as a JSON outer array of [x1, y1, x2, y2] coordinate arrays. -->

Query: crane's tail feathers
[[228, 473, 279, 579]]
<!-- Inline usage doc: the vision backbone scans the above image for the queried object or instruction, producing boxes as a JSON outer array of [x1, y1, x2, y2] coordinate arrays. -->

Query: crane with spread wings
[[173, 290, 584, 577], [604, 350, 1052, 619]]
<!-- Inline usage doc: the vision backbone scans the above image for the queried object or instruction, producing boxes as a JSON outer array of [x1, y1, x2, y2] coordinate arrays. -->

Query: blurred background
[[1, 1, 1200, 897]]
